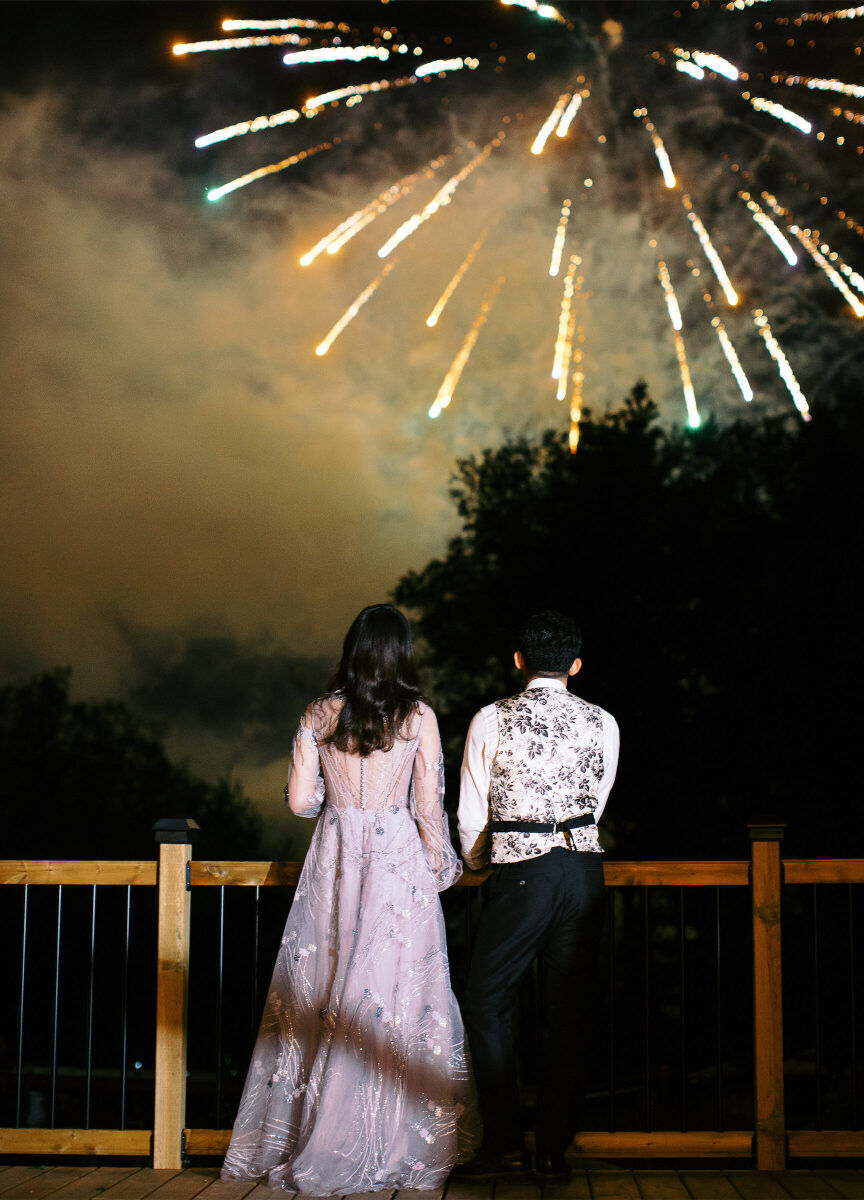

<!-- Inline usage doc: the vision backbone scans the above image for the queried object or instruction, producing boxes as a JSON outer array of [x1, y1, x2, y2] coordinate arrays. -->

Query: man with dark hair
[[455, 610, 619, 1181]]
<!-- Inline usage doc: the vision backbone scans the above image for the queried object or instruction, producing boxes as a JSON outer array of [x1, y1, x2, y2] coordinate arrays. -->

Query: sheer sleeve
[[284, 706, 326, 818], [409, 705, 462, 892]]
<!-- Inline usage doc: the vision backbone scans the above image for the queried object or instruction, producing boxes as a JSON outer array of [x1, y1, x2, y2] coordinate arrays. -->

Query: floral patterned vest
[[489, 687, 605, 863]]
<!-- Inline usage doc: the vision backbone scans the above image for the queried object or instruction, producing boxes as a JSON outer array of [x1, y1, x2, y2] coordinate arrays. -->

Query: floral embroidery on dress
[[489, 688, 606, 863]]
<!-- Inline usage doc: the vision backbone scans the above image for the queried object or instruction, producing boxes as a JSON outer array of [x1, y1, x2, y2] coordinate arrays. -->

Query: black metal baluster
[[251, 885, 261, 1041], [813, 884, 823, 1130], [608, 887, 616, 1132], [85, 885, 97, 1129], [119, 885, 131, 1129], [715, 885, 723, 1132], [15, 884, 29, 1127], [680, 886, 687, 1132], [50, 885, 63, 1128], [644, 885, 651, 1131], [216, 886, 226, 1127], [850, 883, 858, 1130]]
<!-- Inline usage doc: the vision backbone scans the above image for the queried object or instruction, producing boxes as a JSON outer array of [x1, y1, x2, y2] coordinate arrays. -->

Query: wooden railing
[[2, 821, 863, 1170]]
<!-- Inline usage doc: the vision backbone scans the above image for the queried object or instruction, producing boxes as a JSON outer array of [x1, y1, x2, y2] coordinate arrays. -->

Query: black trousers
[[461, 848, 606, 1156]]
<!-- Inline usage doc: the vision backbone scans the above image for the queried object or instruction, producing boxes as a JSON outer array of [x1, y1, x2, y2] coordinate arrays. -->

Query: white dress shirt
[[457, 677, 620, 869]]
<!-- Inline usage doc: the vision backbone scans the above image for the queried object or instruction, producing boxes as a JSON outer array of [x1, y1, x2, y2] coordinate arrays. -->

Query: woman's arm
[[411, 705, 462, 891], [285, 708, 326, 818]]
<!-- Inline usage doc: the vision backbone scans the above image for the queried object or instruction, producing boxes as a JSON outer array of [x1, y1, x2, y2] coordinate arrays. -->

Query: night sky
[[2, 1, 860, 841]]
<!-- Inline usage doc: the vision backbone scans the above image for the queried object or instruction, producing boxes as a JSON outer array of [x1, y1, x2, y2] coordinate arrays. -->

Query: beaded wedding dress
[[221, 696, 479, 1195]]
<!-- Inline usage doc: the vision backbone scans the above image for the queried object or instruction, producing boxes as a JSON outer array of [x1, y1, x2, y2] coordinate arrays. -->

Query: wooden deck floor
[[2, 1165, 864, 1200]]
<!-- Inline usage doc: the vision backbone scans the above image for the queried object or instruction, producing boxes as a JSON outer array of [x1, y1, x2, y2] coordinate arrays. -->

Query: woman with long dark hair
[[222, 604, 479, 1194]]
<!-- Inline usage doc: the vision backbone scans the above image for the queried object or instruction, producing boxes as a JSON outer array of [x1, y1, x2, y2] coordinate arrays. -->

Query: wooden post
[[152, 819, 198, 1170], [749, 819, 786, 1170]]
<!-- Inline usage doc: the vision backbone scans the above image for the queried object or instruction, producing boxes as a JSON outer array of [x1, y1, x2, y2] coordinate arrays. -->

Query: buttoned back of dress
[[490, 687, 605, 862]]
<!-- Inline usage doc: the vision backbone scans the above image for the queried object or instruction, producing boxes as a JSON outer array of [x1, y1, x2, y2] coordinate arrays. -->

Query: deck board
[[770, 1173, 843, 1199], [633, 1171, 692, 1199], [95, 1171, 181, 1199], [543, 1170, 592, 1199], [812, 1175, 864, 1200], [0, 1168, 98, 1200], [0, 1172, 59, 1198], [722, 1171, 793, 1199], [587, 1171, 642, 1199], [677, 1171, 740, 1199]]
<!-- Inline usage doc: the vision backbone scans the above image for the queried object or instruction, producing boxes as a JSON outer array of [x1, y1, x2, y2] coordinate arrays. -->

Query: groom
[[455, 610, 619, 1181]]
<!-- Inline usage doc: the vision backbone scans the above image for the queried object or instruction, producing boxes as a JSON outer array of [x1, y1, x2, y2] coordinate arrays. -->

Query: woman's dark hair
[[323, 604, 423, 756]]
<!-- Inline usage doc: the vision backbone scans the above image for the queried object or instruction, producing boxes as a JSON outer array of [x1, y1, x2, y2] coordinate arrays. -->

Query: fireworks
[[548, 199, 572, 277], [635, 110, 677, 188], [300, 159, 448, 266], [531, 91, 577, 155], [174, 2, 853, 438], [657, 261, 683, 331], [315, 261, 398, 357], [682, 196, 739, 305], [738, 192, 799, 266], [752, 309, 811, 420], [378, 135, 504, 258], [711, 316, 754, 402], [173, 33, 309, 55], [747, 95, 813, 134], [760, 192, 864, 316], [207, 139, 338, 202], [429, 278, 505, 418], [426, 228, 491, 327]]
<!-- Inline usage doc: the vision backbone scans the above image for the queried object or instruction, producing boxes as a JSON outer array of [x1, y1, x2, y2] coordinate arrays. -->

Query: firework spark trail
[[221, 18, 351, 32], [315, 260, 398, 357], [282, 45, 394, 67], [500, 0, 571, 26], [655, 259, 700, 427], [207, 139, 338, 201], [635, 110, 676, 187], [557, 280, 583, 401], [428, 277, 505, 418], [556, 93, 584, 137], [832, 105, 864, 125], [795, 5, 864, 20], [569, 343, 585, 452], [738, 192, 798, 264], [195, 64, 468, 149], [300, 159, 449, 266], [173, 33, 310, 54], [548, 198, 572, 277], [378, 134, 505, 258], [761, 192, 864, 314], [752, 308, 811, 419], [531, 92, 575, 155], [681, 195, 739, 305], [676, 60, 705, 80], [552, 255, 581, 380], [196, 108, 301, 149], [748, 95, 813, 134], [308, 59, 472, 109], [426, 228, 492, 327], [657, 261, 683, 331], [712, 315, 754, 401], [779, 73, 864, 100], [671, 47, 740, 79]]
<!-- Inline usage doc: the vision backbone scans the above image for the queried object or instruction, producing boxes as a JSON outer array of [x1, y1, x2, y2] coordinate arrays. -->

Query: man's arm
[[593, 711, 620, 825], [458, 707, 495, 870]]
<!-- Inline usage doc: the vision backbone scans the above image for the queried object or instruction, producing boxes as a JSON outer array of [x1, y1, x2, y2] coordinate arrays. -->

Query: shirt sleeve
[[410, 705, 462, 891], [458, 706, 496, 870], [593, 710, 620, 825], [284, 707, 326, 818]]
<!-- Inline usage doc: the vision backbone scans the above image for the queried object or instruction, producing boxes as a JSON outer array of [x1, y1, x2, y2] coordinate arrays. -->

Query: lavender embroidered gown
[[221, 697, 480, 1195]]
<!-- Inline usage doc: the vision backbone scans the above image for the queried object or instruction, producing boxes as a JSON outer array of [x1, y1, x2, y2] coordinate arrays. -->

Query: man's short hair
[[519, 610, 583, 676]]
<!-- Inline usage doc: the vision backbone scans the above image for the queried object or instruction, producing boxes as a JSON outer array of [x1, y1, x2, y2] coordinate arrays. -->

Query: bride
[[221, 604, 479, 1194]]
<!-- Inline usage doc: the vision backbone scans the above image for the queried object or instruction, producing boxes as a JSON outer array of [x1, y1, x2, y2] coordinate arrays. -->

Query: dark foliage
[[1, 668, 262, 858], [395, 382, 861, 859]]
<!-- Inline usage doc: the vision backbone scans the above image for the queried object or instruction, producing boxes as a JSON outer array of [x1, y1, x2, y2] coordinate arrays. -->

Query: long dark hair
[[323, 604, 423, 756]]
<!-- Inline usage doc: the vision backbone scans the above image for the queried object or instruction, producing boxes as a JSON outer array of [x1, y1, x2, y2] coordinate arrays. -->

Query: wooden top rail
[[0, 861, 157, 886], [784, 859, 864, 884], [2, 858, 863, 887]]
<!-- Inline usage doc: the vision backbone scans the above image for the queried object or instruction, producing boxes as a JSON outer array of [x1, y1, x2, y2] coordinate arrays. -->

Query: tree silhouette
[[395, 382, 860, 859], [1, 668, 261, 859]]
